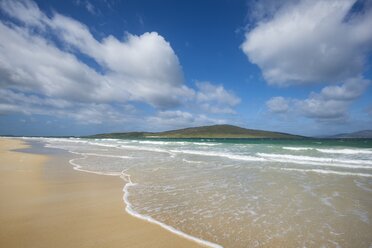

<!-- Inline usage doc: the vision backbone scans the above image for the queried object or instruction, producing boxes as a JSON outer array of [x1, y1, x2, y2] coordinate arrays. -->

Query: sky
[[0, 0, 372, 137]]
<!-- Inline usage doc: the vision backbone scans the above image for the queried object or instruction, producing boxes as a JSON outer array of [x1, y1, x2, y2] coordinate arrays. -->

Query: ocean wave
[[69, 151, 132, 159], [118, 144, 174, 155], [257, 153, 372, 169], [94, 138, 118, 141], [279, 168, 372, 178], [316, 148, 372, 155], [171, 149, 266, 162], [87, 141, 120, 148], [138, 140, 188, 146], [48, 137, 89, 144], [282, 147, 313, 151], [192, 142, 219, 146]]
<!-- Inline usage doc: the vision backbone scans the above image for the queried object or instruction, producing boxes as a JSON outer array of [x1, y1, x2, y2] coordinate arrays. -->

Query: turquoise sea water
[[26, 137, 372, 247]]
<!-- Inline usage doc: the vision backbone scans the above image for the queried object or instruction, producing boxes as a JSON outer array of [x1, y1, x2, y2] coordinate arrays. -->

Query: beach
[[1, 137, 372, 247], [0, 138, 202, 248], [31, 137, 372, 247]]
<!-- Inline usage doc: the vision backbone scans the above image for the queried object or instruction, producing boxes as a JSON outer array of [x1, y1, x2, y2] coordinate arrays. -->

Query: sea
[[23, 137, 372, 247]]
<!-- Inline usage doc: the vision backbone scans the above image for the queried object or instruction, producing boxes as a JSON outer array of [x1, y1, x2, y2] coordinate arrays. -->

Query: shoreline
[[67, 145, 221, 248], [0, 138, 204, 248]]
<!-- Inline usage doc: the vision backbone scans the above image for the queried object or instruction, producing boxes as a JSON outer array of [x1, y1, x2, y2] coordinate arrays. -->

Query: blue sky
[[0, 0, 371, 136]]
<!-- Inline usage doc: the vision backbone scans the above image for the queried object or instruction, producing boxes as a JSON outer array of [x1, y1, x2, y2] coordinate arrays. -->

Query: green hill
[[87, 124, 304, 139]]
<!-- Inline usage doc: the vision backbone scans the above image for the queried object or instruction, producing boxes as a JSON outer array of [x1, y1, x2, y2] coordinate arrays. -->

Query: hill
[[87, 124, 304, 139], [327, 130, 372, 139]]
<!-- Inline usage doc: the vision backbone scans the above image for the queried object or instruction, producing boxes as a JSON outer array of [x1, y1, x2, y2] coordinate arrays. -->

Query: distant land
[[326, 130, 372, 139], [2, 126, 372, 139], [86, 124, 305, 139]]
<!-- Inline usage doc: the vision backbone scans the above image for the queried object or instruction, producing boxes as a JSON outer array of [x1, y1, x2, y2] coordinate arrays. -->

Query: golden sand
[[0, 138, 203, 248]]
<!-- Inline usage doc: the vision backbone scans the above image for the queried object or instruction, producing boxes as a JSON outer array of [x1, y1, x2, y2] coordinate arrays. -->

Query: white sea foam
[[171, 149, 266, 162], [257, 153, 372, 168], [44, 144, 59, 149], [87, 141, 120, 148], [118, 144, 172, 154], [121, 172, 222, 248], [182, 158, 204, 164], [193, 142, 218, 146], [69, 151, 132, 159], [69, 157, 122, 176], [138, 140, 188, 145], [138, 140, 167, 145], [279, 168, 372, 177], [48, 137, 88, 143], [282, 147, 313, 151], [316, 148, 372, 155]]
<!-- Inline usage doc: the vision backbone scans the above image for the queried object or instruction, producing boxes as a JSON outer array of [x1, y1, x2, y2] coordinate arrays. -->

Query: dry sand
[[0, 138, 203, 248]]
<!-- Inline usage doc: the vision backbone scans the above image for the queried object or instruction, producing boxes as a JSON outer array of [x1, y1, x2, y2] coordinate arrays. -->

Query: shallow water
[[24, 137, 372, 247]]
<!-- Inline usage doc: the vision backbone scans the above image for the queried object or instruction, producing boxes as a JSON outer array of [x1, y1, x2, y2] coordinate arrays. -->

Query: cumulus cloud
[[296, 97, 349, 120], [320, 77, 369, 101], [246, 0, 372, 125], [267, 77, 370, 120], [0, 0, 241, 131], [0, 22, 107, 102], [50, 14, 188, 108], [0, 0, 190, 110], [266, 96, 289, 113], [242, 0, 372, 86], [196, 81, 240, 114]]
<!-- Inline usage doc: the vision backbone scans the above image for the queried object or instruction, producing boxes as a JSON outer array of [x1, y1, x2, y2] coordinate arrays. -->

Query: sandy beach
[[0, 138, 202, 248]]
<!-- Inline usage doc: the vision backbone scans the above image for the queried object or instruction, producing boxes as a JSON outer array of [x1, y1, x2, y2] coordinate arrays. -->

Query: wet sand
[[0, 138, 202, 248]]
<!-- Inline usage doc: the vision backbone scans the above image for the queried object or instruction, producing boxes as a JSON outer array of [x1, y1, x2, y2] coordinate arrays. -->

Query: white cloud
[[296, 97, 349, 120], [0, 88, 137, 124], [50, 14, 185, 90], [320, 77, 369, 101], [0, 0, 240, 132], [297, 78, 369, 120], [84, 1, 99, 15], [0, 0, 46, 28], [196, 81, 240, 114], [266, 96, 289, 113], [0, 0, 191, 109], [242, 0, 372, 86], [0, 103, 23, 115], [267, 77, 370, 120], [147, 110, 226, 131], [0, 22, 106, 102], [0, 89, 73, 109], [246, 0, 371, 125], [247, 0, 299, 23]]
